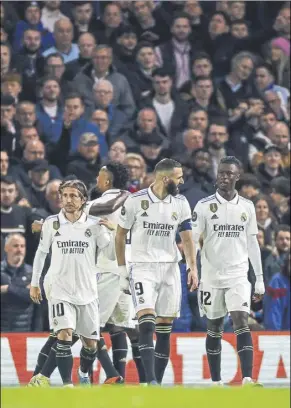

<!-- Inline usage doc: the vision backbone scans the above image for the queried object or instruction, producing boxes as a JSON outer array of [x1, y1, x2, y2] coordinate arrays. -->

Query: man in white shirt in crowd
[[30, 179, 115, 387], [192, 156, 265, 386], [115, 158, 198, 385]]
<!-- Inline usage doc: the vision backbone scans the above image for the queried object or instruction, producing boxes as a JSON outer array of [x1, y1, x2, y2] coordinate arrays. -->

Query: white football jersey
[[192, 191, 258, 288], [39, 210, 112, 305], [118, 187, 192, 263]]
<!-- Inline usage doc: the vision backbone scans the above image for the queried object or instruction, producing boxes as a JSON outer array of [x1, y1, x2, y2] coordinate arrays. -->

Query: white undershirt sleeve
[[31, 249, 47, 287]]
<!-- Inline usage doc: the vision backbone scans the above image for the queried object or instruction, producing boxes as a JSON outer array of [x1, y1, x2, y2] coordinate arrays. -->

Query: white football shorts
[[128, 262, 181, 317]]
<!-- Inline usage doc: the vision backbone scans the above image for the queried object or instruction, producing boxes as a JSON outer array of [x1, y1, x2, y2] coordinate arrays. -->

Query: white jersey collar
[[215, 190, 239, 205], [147, 186, 171, 204], [58, 210, 87, 224], [102, 189, 121, 197]]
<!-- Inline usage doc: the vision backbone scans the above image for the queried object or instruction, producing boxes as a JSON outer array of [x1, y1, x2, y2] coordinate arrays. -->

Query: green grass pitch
[[1, 387, 290, 408]]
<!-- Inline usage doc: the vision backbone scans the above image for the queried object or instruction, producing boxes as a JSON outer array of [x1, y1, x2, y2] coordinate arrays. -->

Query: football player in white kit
[[115, 158, 199, 385], [30, 180, 116, 387], [192, 156, 265, 387], [84, 162, 146, 384]]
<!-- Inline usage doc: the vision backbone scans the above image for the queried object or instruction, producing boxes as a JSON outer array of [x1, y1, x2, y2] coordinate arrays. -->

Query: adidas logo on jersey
[[141, 212, 148, 217], [55, 231, 61, 236], [91, 331, 97, 335], [242, 302, 248, 307], [211, 214, 218, 219]]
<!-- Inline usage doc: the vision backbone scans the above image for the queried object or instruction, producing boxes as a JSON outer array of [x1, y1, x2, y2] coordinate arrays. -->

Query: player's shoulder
[[45, 214, 59, 225], [239, 195, 255, 208], [86, 214, 100, 224], [173, 194, 187, 201], [129, 189, 148, 201], [198, 194, 217, 205]]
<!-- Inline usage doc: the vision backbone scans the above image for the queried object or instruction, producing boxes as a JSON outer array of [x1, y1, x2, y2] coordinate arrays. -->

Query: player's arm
[[191, 201, 206, 250], [95, 224, 116, 261], [179, 199, 199, 291], [30, 220, 53, 303], [115, 198, 136, 292], [88, 190, 130, 217], [247, 204, 265, 300]]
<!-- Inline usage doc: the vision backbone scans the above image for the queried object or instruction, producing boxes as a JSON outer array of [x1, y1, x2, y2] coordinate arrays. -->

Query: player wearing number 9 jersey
[[191, 156, 265, 387], [115, 159, 198, 385]]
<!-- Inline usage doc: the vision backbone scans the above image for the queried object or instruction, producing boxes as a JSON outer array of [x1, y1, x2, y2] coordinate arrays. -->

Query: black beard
[[23, 45, 39, 55], [166, 180, 179, 196], [209, 142, 223, 150]]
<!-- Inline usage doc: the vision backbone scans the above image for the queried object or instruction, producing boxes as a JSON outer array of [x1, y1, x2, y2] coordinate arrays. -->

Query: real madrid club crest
[[172, 212, 178, 221], [121, 206, 126, 215], [241, 212, 247, 222], [192, 211, 197, 222], [85, 228, 92, 238], [53, 220, 60, 230], [141, 200, 149, 211], [209, 203, 218, 213]]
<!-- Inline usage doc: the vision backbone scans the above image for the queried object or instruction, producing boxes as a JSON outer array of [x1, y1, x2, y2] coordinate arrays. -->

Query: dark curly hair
[[105, 162, 130, 190]]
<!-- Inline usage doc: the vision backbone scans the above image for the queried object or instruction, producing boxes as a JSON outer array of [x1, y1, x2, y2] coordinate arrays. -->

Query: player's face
[[96, 168, 110, 193], [217, 163, 240, 192], [61, 187, 85, 213], [164, 167, 184, 196]]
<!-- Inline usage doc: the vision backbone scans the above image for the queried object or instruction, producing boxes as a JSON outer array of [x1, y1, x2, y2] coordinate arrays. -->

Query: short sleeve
[[247, 203, 258, 235], [191, 201, 206, 240], [95, 225, 111, 249], [118, 197, 136, 230], [38, 220, 53, 253], [179, 198, 192, 231]]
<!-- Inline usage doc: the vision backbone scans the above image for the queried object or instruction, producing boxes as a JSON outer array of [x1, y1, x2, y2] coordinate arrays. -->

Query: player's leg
[[154, 316, 173, 384], [227, 281, 256, 385], [198, 283, 227, 384], [108, 325, 128, 378], [33, 332, 56, 376], [130, 264, 158, 385], [79, 336, 98, 384], [125, 327, 146, 384]]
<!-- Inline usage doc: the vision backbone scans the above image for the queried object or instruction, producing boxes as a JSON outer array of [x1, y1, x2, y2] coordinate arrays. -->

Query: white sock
[[78, 367, 89, 378]]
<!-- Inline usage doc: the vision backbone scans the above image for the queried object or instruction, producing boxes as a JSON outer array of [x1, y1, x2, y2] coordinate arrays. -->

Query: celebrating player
[[115, 158, 198, 385], [192, 156, 265, 386], [30, 179, 116, 387]]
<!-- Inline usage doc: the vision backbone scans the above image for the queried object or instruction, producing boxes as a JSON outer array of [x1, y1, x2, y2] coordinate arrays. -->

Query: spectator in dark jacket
[[254, 194, 277, 247], [0, 94, 19, 158], [92, 2, 123, 45], [72, 45, 136, 119], [23, 159, 51, 209], [135, 130, 169, 173], [1, 72, 24, 104], [172, 128, 204, 164], [264, 252, 290, 331], [66, 133, 101, 189], [1, 43, 14, 80], [1, 233, 42, 332], [71, 1, 99, 43], [270, 176, 290, 224], [112, 24, 138, 73]]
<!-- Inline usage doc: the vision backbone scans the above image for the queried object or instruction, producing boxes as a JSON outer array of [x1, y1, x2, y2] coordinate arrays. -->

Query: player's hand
[[99, 218, 116, 231], [30, 286, 43, 304], [118, 266, 131, 294], [31, 219, 44, 233], [187, 267, 199, 292], [253, 280, 265, 303]]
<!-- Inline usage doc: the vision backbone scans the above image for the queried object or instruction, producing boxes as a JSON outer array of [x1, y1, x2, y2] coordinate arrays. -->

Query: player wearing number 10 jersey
[[115, 159, 198, 385], [191, 157, 265, 387]]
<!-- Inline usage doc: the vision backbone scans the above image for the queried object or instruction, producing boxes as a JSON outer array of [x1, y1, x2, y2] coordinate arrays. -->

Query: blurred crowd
[[0, 1, 290, 333]]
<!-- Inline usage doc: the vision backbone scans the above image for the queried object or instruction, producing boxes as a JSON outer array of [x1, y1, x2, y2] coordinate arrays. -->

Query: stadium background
[[0, 0, 290, 386]]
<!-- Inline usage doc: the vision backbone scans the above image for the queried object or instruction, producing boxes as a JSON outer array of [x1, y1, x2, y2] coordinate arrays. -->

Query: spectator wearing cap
[[180, 148, 214, 198], [237, 173, 261, 200], [91, 80, 128, 145], [1, 72, 23, 104], [126, 42, 157, 104], [24, 159, 51, 208], [265, 37, 290, 89], [112, 25, 138, 74], [136, 129, 168, 173], [255, 63, 290, 108], [264, 225, 290, 285], [270, 177, 290, 224], [12, 28, 46, 102], [155, 12, 202, 89], [264, 252, 290, 331], [139, 67, 189, 139], [172, 128, 204, 165], [124, 153, 146, 193], [9, 140, 62, 188], [120, 107, 168, 151], [35, 77, 64, 143], [1, 233, 42, 332], [42, 18, 79, 64], [255, 145, 287, 194], [66, 133, 101, 189], [41, 0, 67, 34], [13, 2, 55, 53], [72, 45, 136, 120], [64, 33, 96, 81], [0, 95, 18, 158]]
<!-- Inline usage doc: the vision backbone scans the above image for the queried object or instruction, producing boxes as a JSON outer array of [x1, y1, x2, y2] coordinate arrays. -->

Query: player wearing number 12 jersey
[[191, 157, 265, 387], [115, 159, 198, 385]]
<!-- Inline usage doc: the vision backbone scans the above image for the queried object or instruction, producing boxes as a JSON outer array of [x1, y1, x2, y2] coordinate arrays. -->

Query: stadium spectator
[[42, 18, 79, 64], [186, 76, 222, 116], [1, 94, 18, 158], [0, 152, 9, 177], [125, 153, 146, 193], [14, 126, 40, 159], [90, 109, 110, 139], [187, 108, 209, 135], [265, 37, 290, 89], [23, 159, 51, 209], [183, 148, 214, 195], [71, 1, 98, 43], [270, 176, 290, 224], [107, 140, 127, 164], [254, 195, 277, 247], [41, 1, 67, 33], [263, 253, 290, 331], [0, 43, 13, 79], [264, 224, 290, 284], [94, 2, 123, 45], [264, 90, 288, 121], [237, 173, 261, 200], [267, 121, 290, 168], [230, 19, 249, 39], [73, 45, 136, 119], [1, 233, 42, 332], [173, 128, 204, 164], [191, 52, 213, 79], [1, 72, 23, 104], [66, 132, 101, 189], [112, 25, 138, 73]]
